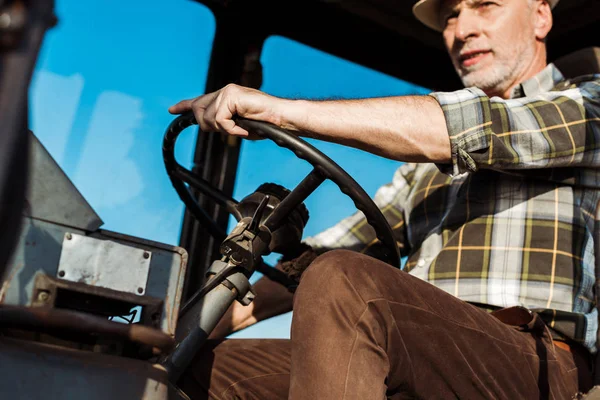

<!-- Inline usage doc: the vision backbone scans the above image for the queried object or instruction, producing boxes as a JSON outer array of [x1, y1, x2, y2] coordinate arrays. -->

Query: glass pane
[[30, 0, 215, 246], [229, 35, 430, 339]]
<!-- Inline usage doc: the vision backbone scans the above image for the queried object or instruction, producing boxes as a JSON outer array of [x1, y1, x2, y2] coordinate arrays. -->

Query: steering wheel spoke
[[169, 177, 227, 241], [237, 118, 400, 268], [264, 168, 325, 232], [172, 165, 242, 220]]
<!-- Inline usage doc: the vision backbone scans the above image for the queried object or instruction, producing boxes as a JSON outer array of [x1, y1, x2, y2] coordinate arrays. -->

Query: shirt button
[[417, 259, 426, 267]]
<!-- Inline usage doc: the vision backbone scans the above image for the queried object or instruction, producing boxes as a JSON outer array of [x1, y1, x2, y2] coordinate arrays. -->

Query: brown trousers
[[178, 250, 593, 399]]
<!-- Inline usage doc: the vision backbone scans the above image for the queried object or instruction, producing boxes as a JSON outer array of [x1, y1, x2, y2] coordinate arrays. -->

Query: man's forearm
[[277, 95, 451, 163]]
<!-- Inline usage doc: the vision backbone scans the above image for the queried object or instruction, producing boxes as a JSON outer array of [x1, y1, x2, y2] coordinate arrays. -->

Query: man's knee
[[299, 249, 363, 285], [293, 250, 355, 303], [294, 249, 391, 306]]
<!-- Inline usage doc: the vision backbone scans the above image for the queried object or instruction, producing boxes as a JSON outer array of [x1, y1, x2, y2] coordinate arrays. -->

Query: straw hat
[[412, 0, 560, 32]]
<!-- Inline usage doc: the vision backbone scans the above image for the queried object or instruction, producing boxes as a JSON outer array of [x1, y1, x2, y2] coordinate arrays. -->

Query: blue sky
[[30, 0, 429, 339]]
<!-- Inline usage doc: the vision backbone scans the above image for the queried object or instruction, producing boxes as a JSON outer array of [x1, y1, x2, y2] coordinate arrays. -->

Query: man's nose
[[454, 9, 481, 42]]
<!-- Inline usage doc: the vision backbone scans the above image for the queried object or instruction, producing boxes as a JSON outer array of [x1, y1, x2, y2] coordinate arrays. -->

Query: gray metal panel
[[24, 131, 103, 231], [1, 217, 188, 337], [94, 229, 189, 335], [58, 233, 152, 296], [0, 337, 190, 400]]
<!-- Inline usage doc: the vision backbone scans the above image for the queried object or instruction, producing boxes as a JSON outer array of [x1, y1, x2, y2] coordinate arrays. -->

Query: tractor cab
[[0, 0, 598, 399]]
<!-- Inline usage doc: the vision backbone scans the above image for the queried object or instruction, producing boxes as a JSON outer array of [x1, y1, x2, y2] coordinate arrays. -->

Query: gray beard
[[460, 63, 512, 93], [458, 41, 536, 96]]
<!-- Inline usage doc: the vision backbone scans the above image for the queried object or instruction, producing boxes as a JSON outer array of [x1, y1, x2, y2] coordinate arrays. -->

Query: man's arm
[[168, 84, 451, 165], [280, 96, 450, 163]]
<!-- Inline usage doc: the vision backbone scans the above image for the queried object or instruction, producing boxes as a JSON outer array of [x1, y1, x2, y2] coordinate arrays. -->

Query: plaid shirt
[[304, 54, 600, 352]]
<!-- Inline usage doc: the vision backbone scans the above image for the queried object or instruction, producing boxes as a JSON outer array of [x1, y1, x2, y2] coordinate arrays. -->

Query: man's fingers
[[169, 86, 258, 139], [168, 99, 193, 114], [229, 125, 250, 137], [194, 107, 213, 133], [215, 109, 249, 137], [169, 91, 219, 114]]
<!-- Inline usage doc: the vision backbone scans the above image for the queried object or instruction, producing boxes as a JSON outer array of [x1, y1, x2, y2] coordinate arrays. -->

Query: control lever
[[162, 197, 273, 383], [248, 195, 269, 233]]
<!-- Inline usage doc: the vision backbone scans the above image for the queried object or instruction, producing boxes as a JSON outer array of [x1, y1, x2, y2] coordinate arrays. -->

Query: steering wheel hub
[[236, 182, 309, 254]]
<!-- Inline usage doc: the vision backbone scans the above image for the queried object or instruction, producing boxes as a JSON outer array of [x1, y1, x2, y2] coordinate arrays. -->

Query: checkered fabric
[[304, 56, 600, 352]]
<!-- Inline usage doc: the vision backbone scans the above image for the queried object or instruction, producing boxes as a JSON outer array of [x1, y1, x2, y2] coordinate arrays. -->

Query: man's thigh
[[290, 250, 586, 399], [177, 338, 291, 400]]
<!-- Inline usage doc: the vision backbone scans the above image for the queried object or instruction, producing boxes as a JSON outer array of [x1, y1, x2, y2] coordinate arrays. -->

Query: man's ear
[[534, 0, 553, 41]]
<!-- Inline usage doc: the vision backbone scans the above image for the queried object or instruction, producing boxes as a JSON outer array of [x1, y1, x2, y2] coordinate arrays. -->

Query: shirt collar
[[509, 63, 565, 99]]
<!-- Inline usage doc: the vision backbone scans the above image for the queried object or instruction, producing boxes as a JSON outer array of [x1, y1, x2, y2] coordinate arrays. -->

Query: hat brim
[[412, 0, 560, 32]]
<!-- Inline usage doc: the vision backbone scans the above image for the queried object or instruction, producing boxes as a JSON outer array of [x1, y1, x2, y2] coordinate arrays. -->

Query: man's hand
[[168, 84, 286, 140]]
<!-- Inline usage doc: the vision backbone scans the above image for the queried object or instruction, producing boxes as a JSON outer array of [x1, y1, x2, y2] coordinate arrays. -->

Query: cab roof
[[193, 0, 599, 91]]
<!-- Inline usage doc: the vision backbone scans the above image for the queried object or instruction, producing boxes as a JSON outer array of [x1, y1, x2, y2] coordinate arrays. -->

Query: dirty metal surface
[[29, 273, 165, 345], [1, 217, 188, 337], [0, 336, 189, 400], [58, 232, 152, 296], [0, 304, 175, 352]]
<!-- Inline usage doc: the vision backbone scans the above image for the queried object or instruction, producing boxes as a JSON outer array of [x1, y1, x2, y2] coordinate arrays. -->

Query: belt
[[491, 306, 582, 353], [490, 305, 538, 329], [490, 305, 593, 390]]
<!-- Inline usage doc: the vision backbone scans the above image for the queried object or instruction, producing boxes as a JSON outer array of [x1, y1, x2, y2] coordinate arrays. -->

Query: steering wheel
[[162, 111, 401, 270]]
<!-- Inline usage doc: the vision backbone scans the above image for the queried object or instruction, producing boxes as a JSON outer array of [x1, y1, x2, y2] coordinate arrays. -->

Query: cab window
[[30, 0, 215, 246]]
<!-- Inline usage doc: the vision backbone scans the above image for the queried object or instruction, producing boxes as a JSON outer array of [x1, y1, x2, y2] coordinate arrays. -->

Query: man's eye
[[445, 12, 459, 22], [480, 1, 497, 8]]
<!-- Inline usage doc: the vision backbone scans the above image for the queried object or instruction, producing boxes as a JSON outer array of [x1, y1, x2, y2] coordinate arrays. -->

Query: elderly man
[[171, 0, 600, 398]]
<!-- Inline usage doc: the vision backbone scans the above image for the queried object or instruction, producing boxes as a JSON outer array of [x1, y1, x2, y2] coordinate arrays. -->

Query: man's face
[[440, 0, 540, 96]]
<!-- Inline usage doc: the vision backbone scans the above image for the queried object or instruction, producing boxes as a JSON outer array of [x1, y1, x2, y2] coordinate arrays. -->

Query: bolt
[[230, 252, 244, 265], [66, 233, 72, 240], [37, 291, 50, 302], [58, 270, 65, 277], [137, 287, 144, 294], [221, 245, 231, 255], [143, 252, 150, 259]]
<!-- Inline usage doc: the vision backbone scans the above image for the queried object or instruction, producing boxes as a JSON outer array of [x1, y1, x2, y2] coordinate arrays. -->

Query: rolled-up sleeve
[[430, 76, 600, 176]]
